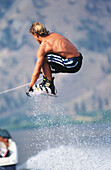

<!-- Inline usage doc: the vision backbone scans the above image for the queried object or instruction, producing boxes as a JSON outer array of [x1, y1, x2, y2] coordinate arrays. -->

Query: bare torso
[[29, 32, 80, 87], [38, 33, 80, 59]]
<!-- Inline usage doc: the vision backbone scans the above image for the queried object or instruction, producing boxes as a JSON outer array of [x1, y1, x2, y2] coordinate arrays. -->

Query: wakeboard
[[29, 84, 57, 97]]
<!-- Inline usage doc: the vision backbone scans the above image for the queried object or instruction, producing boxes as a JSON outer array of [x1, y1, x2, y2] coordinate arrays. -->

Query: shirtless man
[[26, 22, 83, 95]]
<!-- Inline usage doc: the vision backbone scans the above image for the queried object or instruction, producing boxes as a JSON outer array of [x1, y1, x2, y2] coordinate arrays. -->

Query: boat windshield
[[0, 129, 11, 139]]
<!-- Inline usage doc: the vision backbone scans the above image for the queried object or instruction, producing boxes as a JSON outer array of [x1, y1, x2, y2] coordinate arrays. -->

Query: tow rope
[[0, 77, 42, 95]]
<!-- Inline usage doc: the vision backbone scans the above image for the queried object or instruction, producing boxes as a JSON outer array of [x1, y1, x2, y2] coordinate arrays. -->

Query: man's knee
[[44, 56, 49, 63]]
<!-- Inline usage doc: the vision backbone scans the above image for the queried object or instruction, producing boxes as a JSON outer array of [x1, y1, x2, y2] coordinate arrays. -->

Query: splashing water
[[28, 94, 69, 128], [18, 95, 111, 170], [19, 144, 111, 170]]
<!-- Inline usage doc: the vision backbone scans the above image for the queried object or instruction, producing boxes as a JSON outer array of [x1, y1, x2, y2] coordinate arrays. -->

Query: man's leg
[[40, 57, 56, 94], [42, 57, 52, 81]]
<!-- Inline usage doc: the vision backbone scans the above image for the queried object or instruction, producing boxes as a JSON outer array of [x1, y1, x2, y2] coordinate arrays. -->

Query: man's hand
[[26, 86, 33, 97]]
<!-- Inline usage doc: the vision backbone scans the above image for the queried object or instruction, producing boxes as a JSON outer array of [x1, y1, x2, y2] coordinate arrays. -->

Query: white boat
[[0, 129, 18, 170]]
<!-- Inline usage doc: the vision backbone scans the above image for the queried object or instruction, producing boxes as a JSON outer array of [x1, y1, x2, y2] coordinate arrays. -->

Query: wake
[[18, 144, 111, 170]]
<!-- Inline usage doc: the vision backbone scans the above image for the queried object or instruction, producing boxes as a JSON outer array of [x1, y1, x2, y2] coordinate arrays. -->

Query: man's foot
[[37, 76, 57, 95], [44, 77, 56, 95], [39, 76, 48, 88]]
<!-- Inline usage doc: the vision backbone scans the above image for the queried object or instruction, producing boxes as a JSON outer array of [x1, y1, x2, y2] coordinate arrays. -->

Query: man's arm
[[29, 44, 46, 87], [29, 60, 42, 87]]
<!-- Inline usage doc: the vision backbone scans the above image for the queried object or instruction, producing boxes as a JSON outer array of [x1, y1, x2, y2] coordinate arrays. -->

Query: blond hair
[[30, 22, 49, 36]]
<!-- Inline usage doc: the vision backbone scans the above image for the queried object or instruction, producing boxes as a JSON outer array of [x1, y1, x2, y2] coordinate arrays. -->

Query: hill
[[0, 0, 111, 122]]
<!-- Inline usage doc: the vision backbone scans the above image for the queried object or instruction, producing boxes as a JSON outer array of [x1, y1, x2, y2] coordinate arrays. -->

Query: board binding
[[29, 84, 57, 97]]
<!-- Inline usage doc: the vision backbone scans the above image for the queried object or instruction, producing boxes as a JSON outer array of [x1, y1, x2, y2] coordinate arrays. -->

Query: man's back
[[42, 33, 80, 58]]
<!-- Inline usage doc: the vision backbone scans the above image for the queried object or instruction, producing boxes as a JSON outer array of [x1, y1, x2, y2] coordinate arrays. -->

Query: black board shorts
[[46, 53, 83, 73]]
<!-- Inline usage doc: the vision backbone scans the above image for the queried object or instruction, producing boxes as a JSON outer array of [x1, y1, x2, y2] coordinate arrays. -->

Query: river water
[[11, 95, 111, 170], [10, 123, 111, 170]]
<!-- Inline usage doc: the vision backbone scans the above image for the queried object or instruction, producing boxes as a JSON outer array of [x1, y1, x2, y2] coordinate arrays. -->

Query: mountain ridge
[[0, 0, 111, 119]]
